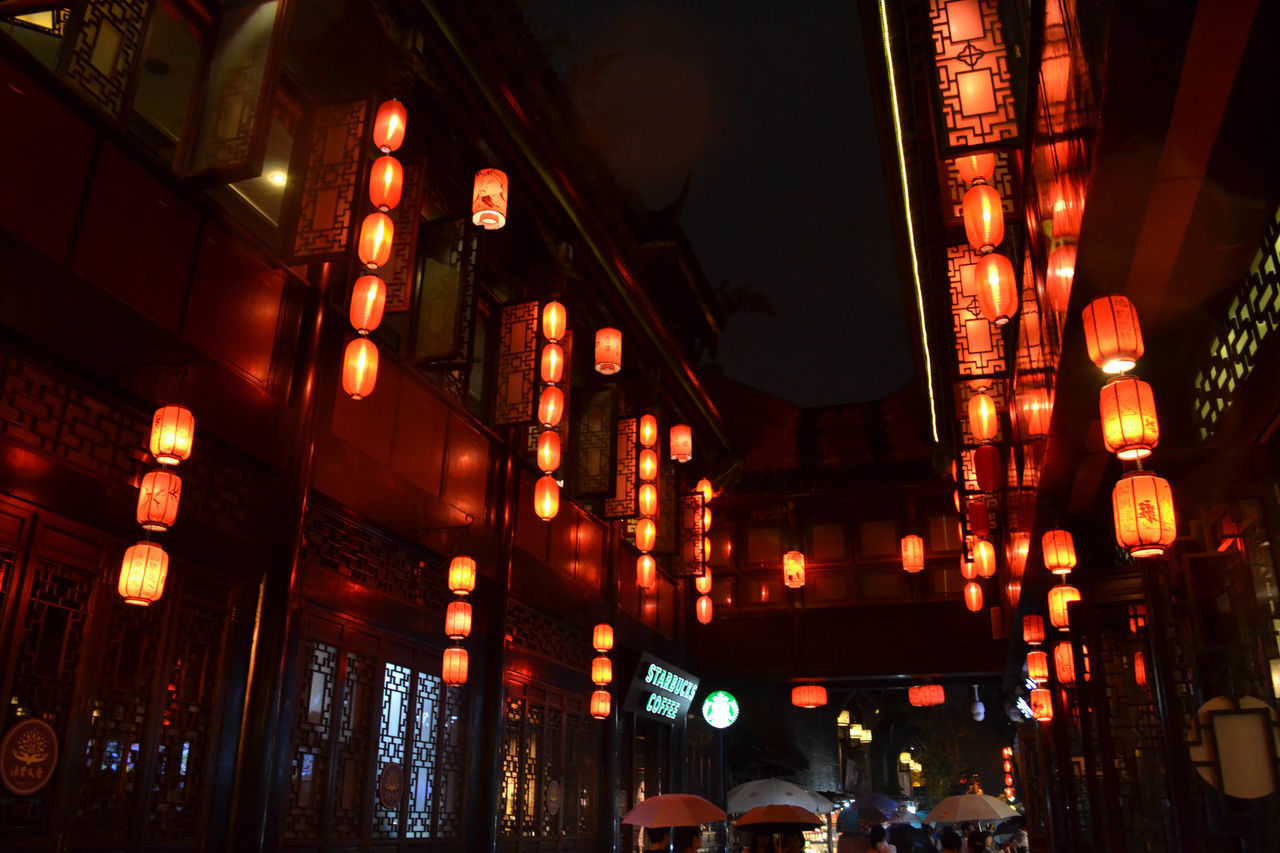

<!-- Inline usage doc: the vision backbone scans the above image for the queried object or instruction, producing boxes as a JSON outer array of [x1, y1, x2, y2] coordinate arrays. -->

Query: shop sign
[[701, 690, 739, 729], [623, 652, 700, 725], [1, 719, 58, 796], [378, 762, 404, 809]]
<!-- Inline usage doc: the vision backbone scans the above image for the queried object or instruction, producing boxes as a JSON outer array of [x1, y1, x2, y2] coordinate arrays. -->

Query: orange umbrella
[[621, 793, 727, 827], [734, 803, 824, 829]]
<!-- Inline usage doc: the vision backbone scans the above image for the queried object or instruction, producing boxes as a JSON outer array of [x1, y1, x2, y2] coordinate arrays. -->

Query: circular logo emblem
[[378, 762, 404, 810], [1, 719, 58, 796], [701, 690, 740, 729]]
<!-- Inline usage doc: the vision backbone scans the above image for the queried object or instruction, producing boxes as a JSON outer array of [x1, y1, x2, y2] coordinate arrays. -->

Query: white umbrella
[[923, 794, 1017, 824], [726, 779, 834, 814]]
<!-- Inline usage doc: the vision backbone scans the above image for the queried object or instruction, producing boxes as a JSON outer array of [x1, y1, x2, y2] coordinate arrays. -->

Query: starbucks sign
[[701, 690, 739, 729]]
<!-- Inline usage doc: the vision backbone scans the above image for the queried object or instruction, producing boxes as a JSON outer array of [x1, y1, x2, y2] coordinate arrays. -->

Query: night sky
[[522, 0, 914, 407]]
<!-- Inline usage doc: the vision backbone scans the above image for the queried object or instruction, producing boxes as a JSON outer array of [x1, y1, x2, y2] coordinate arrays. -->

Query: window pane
[[129, 2, 208, 163]]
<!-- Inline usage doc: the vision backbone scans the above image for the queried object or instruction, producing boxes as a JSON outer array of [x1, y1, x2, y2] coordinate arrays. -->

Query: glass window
[[226, 92, 300, 226], [128, 0, 211, 164], [0, 7, 72, 70]]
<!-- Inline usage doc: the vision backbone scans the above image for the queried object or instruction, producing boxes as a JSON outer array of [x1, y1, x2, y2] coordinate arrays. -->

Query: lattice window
[[405, 671, 440, 838], [948, 244, 1007, 376], [382, 161, 427, 313], [928, 0, 1021, 152], [372, 663, 411, 838], [286, 640, 337, 839], [436, 682, 468, 837], [572, 386, 616, 496], [604, 417, 638, 518], [678, 493, 706, 576], [332, 651, 377, 838], [655, 462, 676, 554], [506, 601, 591, 673], [61, 0, 149, 116], [494, 302, 539, 425], [499, 695, 524, 837], [291, 101, 367, 259], [944, 149, 1017, 222]]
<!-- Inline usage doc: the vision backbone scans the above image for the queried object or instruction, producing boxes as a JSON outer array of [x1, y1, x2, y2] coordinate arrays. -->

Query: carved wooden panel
[[948, 244, 1006, 376], [655, 460, 676, 554], [929, 0, 1020, 152], [493, 302, 538, 426], [382, 159, 426, 312], [604, 416, 637, 518], [571, 386, 615, 496], [677, 493, 706, 577], [60, 0, 149, 116], [291, 100, 366, 259]]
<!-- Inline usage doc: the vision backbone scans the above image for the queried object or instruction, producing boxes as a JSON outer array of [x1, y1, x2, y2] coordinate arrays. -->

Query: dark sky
[[522, 0, 914, 406]]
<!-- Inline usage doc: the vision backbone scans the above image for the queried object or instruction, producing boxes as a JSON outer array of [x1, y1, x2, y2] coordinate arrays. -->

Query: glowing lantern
[[349, 275, 386, 334], [968, 391, 998, 441], [956, 152, 995, 185], [783, 550, 806, 588], [1042, 529, 1076, 576], [537, 430, 561, 474], [342, 338, 379, 399], [974, 539, 996, 578], [639, 414, 658, 447], [592, 623, 614, 653], [150, 405, 194, 465], [534, 475, 559, 521], [445, 600, 472, 640], [594, 328, 622, 374], [1046, 244, 1076, 313], [539, 344, 564, 384], [357, 212, 394, 269], [590, 689, 612, 719], [1003, 746, 1013, 759], [696, 594, 713, 624], [960, 557, 977, 581], [591, 655, 613, 686], [1018, 386, 1052, 437], [1003, 760, 1013, 773], [670, 425, 693, 462], [542, 301, 566, 342], [636, 554, 656, 589], [791, 685, 827, 708], [1051, 181, 1085, 240], [695, 571, 712, 595], [136, 470, 181, 531], [1047, 583, 1081, 629], [1026, 651, 1049, 685], [442, 647, 468, 685], [372, 99, 407, 152], [908, 684, 945, 707], [899, 751, 912, 765], [471, 168, 508, 230], [1133, 650, 1147, 687], [703, 508, 712, 530], [368, 155, 403, 211], [635, 483, 658, 517], [963, 183, 1005, 252], [118, 541, 169, 606], [1100, 376, 1159, 460], [1008, 531, 1030, 578], [1082, 295, 1144, 373], [1023, 615, 1045, 646], [538, 386, 564, 428], [964, 581, 983, 612], [974, 445, 1002, 492], [1004, 773, 1014, 787], [901, 534, 924, 573], [968, 499, 991, 537], [975, 253, 1018, 325], [1112, 471, 1176, 557], [635, 518, 656, 552], [695, 478, 714, 503], [1029, 688, 1053, 721], [448, 555, 476, 594], [1054, 642, 1090, 685], [1005, 580, 1021, 608], [638, 449, 658, 482]]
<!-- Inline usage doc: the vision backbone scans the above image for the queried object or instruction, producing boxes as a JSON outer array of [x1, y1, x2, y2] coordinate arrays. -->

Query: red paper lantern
[[908, 684, 945, 707], [445, 600, 472, 640], [1004, 773, 1014, 787], [968, 499, 991, 538], [695, 478, 714, 503], [349, 275, 386, 334], [448, 555, 476, 595], [368, 155, 403, 211], [1100, 376, 1159, 460], [961, 556, 978, 581], [594, 328, 621, 374], [1047, 584, 1081, 629], [1082, 295, 1144, 374], [1026, 650, 1049, 685], [1054, 642, 1090, 685], [637, 483, 658, 517], [538, 386, 564, 428], [968, 391, 999, 442], [1023, 615, 1045, 646], [590, 689, 612, 719], [1133, 650, 1147, 687], [791, 685, 827, 709], [534, 475, 559, 521], [1051, 181, 1085, 240], [372, 99, 407, 152], [1003, 759, 1013, 772], [1112, 471, 1176, 557], [636, 554, 656, 589], [471, 168, 508, 230], [591, 655, 613, 686], [136, 470, 182, 532], [901, 534, 925, 573], [1005, 580, 1021, 608], [635, 518, 656, 552], [638, 449, 658, 482], [592, 623, 614, 653], [956, 152, 995, 185], [695, 571, 712, 595], [357, 212, 394, 269], [542, 301, 566, 342], [1042, 529, 1076, 576], [1046, 244, 1076, 313], [974, 445, 1002, 492], [669, 425, 693, 462], [118, 541, 169, 606], [696, 594, 713, 624], [537, 430, 561, 474], [1029, 688, 1053, 721], [975, 253, 1018, 325], [639, 414, 658, 448], [964, 581, 984, 612], [974, 539, 996, 578], [342, 338, 379, 399], [1018, 386, 1052, 437], [540, 343, 565, 384], [442, 647, 468, 685], [963, 183, 1005, 252], [783, 550, 806, 588], [150, 405, 194, 465]]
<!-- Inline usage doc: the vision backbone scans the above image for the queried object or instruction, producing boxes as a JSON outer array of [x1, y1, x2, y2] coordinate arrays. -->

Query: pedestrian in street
[[647, 826, 672, 851], [939, 829, 963, 851], [869, 825, 897, 853], [780, 829, 806, 852], [674, 826, 703, 852]]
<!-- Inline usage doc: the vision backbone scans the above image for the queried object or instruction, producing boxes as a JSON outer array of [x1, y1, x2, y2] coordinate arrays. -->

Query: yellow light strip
[[879, 0, 940, 443]]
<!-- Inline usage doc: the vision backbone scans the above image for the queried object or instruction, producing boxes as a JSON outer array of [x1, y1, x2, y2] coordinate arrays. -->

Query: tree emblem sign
[[1, 719, 58, 796]]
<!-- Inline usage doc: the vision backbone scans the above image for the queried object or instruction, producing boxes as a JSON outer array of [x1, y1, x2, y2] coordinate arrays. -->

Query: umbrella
[[923, 794, 1017, 824], [621, 793, 726, 827], [735, 803, 824, 831], [727, 778, 834, 814]]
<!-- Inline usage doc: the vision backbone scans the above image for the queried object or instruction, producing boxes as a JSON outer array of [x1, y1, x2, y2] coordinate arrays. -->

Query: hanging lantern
[[1082, 294, 1144, 374], [591, 655, 613, 686], [1003, 746, 1013, 759], [1023, 615, 1045, 646], [539, 343, 565, 384], [542, 301, 566, 342], [534, 475, 559, 521], [368, 155, 404, 211], [1051, 181, 1085, 240], [638, 448, 658, 482], [964, 581, 984, 612], [1112, 471, 1176, 557], [974, 539, 996, 578], [703, 508, 712, 530], [590, 689, 612, 719], [538, 386, 564, 428], [968, 499, 991, 537], [962, 183, 1005, 252], [537, 430, 561, 474], [1018, 386, 1052, 437], [636, 554, 656, 589], [357, 212, 394, 269], [592, 623, 614, 653], [639, 414, 658, 447], [975, 253, 1018, 325], [1030, 688, 1052, 721], [448, 555, 476, 594], [136, 470, 182, 532], [901, 534, 925, 573], [349, 275, 387, 334], [1008, 531, 1030, 578], [441, 647, 468, 685], [1004, 773, 1014, 787], [594, 328, 622, 374], [1042, 529, 1076, 575], [669, 425, 693, 462], [956, 151, 996, 185], [696, 594, 713, 624], [1005, 580, 1021, 608], [150, 405, 195, 466], [342, 338, 379, 399], [1054, 642, 1090, 685], [695, 571, 712, 595], [372, 99, 407, 152], [961, 556, 977, 581], [968, 391, 998, 442], [1003, 760, 1013, 773], [974, 445, 1002, 492], [636, 483, 658, 517], [445, 600, 473, 640], [1026, 650, 1049, 685], [635, 518, 656, 552], [1100, 375, 1159, 460], [1046, 244, 1076, 313], [1047, 583, 1081, 629], [782, 550, 806, 589], [118, 541, 169, 606], [695, 478, 714, 503], [908, 684, 945, 707], [1133, 650, 1147, 687], [791, 685, 827, 708], [471, 168, 508, 230]]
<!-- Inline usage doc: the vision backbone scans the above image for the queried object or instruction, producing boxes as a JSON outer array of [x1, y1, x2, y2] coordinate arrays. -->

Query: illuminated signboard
[[623, 652, 700, 725], [702, 690, 739, 729]]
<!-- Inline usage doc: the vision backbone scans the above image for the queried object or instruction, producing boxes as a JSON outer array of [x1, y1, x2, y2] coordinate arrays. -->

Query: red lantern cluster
[[960, 167, 1018, 327], [908, 684, 945, 707], [590, 622, 613, 719], [791, 684, 827, 709], [534, 301, 569, 521], [634, 413, 659, 574], [442, 549, 473, 686]]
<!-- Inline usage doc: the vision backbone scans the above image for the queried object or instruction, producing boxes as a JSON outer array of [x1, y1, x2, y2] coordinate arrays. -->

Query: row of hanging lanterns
[[119, 405, 196, 606], [442, 554, 476, 686], [695, 478, 713, 624], [535, 301, 568, 521], [960, 153, 1018, 326], [634, 413, 659, 589], [1002, 746, 1016, 801], [590, 623, 613, 719]]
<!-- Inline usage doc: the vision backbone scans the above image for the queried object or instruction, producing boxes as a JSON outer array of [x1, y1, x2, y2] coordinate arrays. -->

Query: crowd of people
[[837, 823, 1030, 853]]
